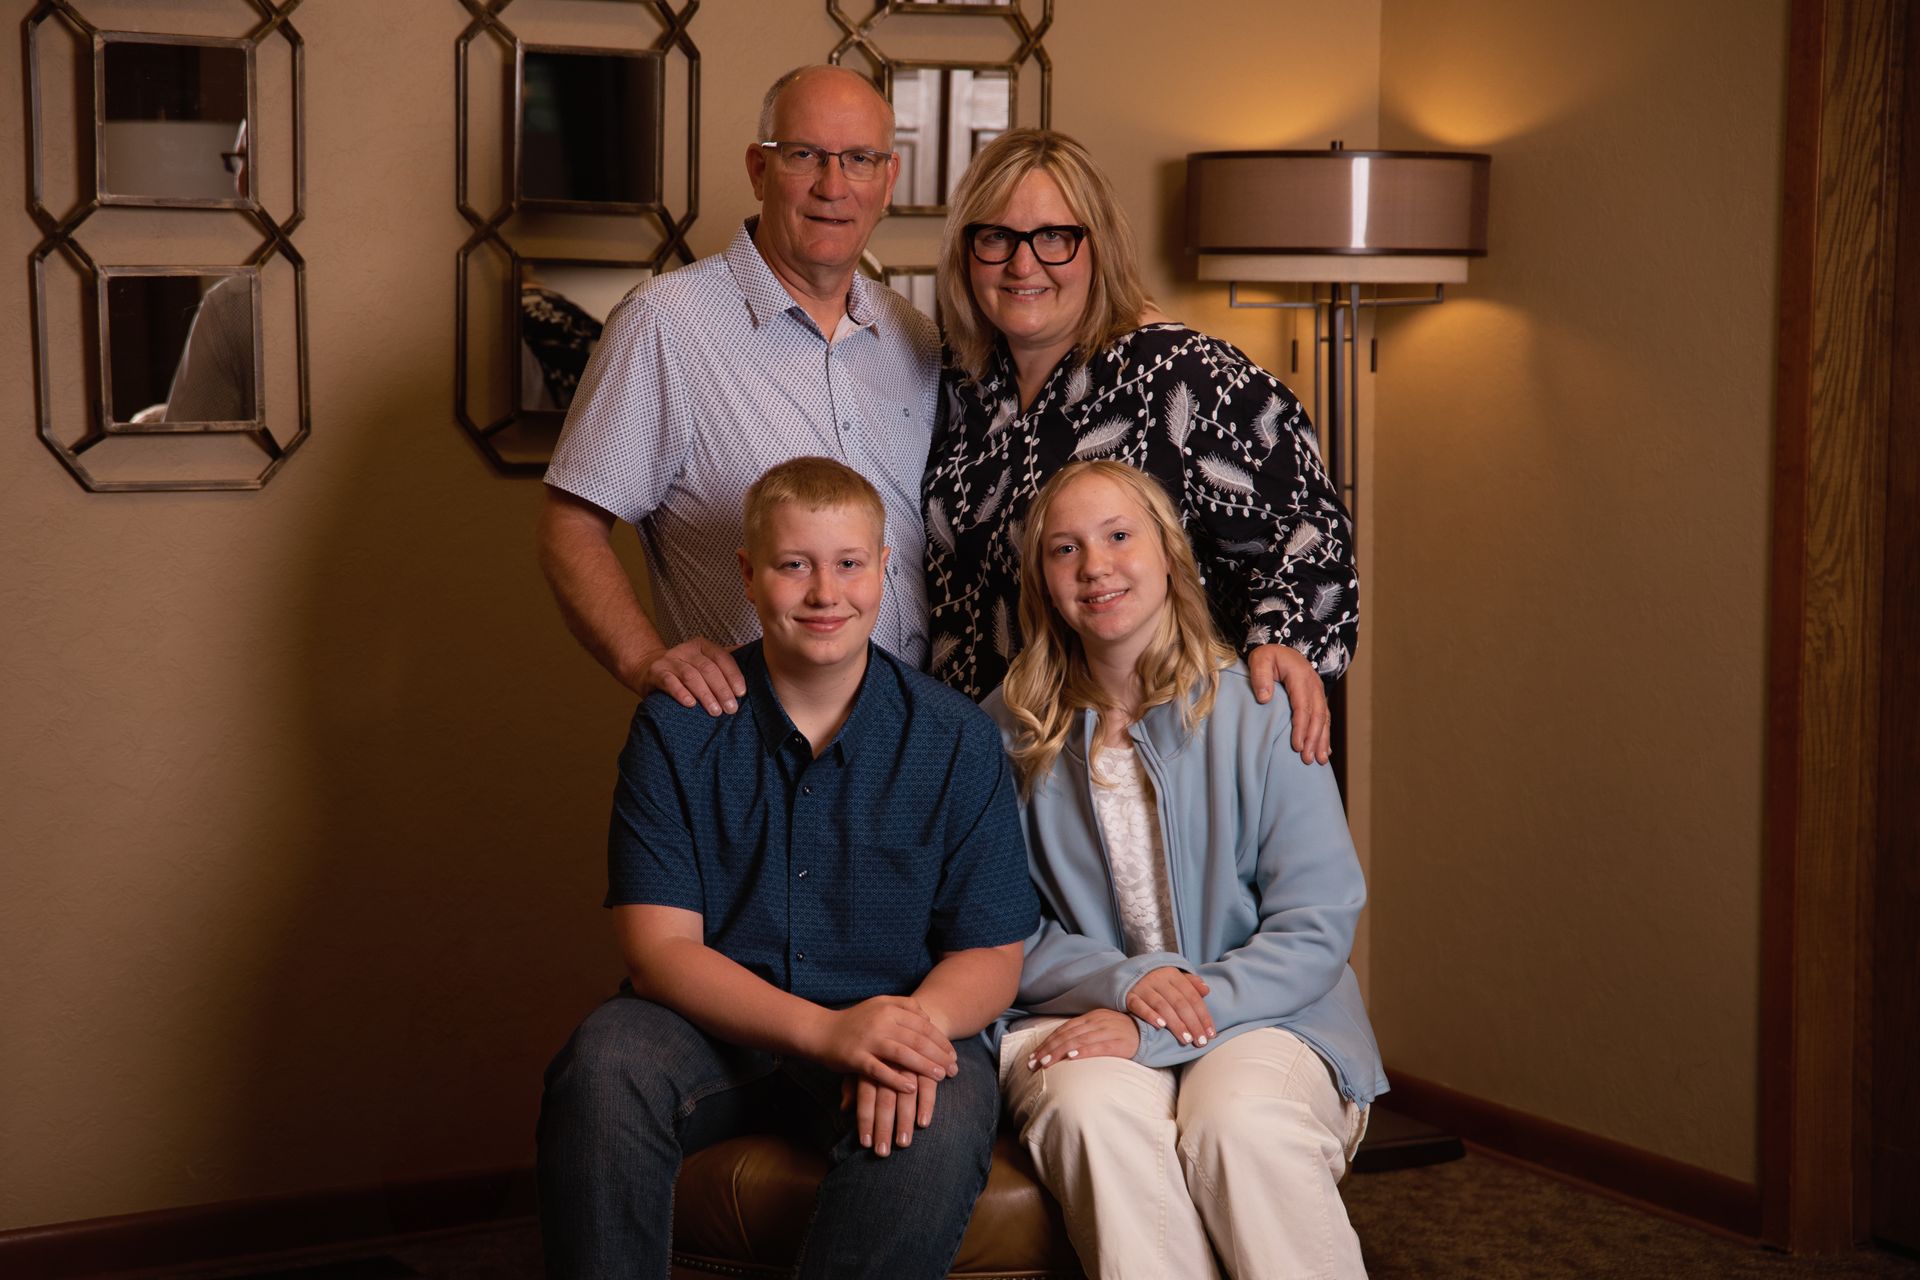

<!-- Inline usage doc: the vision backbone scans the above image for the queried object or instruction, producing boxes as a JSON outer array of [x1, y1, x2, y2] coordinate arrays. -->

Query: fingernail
[[1181, 1033, 1193, 1044], [1066, 1049, 1079, 1059], [1196, 1036, 1208, 1046], [725, 700, 738, 713], [877, 1143, 889, 1156], [1027, 1056, 1037, 1069], [861, 1133, 871, 1147], [1156, 1018, 1167, 1028], [1039, 1054, 1052, 1065]]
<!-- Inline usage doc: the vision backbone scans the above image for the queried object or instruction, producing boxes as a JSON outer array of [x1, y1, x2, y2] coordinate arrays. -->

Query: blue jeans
[[536, 988, 1000, 1280]]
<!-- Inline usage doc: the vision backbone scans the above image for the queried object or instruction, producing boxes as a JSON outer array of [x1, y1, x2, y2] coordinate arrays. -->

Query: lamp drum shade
[[1187, 150, 1491, 258]]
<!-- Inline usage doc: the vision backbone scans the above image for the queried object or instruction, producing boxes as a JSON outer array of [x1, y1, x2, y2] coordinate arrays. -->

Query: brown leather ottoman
[[669, 1129, 1085, 1279]]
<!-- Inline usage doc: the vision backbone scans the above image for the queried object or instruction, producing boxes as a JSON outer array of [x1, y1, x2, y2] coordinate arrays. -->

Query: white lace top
[[1091, 746, 1178, 956]]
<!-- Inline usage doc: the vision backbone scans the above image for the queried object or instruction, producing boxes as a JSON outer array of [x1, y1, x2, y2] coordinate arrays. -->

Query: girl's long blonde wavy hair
[[1001, 461, 1236, 794]]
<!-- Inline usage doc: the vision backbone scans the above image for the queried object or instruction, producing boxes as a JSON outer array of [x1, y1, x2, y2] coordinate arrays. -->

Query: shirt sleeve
[[1016, 914, 1193, 1018], [924, 714, 1040, 952], [545, 289, 693, 527], [1131, 704, 1365, 1070], [604, 702, 705, 913], [1157, 337, 1360, 678]]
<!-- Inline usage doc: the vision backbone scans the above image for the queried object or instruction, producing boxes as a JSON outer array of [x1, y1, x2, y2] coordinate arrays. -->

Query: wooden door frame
[[1762, 0, 1909, 1251]]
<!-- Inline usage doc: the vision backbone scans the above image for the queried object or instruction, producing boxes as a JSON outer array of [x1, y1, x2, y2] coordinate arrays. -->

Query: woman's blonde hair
[[1002, 461, 1235, 792], [937, 129, 1149, 381]]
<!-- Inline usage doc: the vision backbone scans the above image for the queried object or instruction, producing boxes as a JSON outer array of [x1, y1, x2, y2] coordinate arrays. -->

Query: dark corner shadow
[[222, 364, 635, 1247]]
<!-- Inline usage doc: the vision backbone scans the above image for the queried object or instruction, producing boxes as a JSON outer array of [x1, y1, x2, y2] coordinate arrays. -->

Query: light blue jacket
[[984, 666, 1389, 1105]]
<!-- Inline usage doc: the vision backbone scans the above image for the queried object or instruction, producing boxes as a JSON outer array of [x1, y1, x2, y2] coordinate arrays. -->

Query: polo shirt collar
[[726, 217, 880, 338], [742, 640, 895, 763]]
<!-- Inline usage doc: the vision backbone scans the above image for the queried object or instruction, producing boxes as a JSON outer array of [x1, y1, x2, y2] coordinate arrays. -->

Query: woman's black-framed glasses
[[758, 141, 892, 183], [965, 223, 1089, 266]]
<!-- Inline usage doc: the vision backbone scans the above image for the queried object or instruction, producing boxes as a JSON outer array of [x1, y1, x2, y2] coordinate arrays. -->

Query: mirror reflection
[[100, 38, 251, 204], [890, 66, 1011, 210], [885, 267, 939, 325], [519, 49, 664, 207], [519, 262, 652, 414], [106, 271, 258, 425]]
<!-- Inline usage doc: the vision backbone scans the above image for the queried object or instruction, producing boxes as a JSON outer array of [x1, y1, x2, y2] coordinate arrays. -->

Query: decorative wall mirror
[[456, 0, 699, 476], [516, 46, 665, 211], [26, 1, 307, 492], [101, 267, 261, 426], [516, 258, 652, 418], [97, 33, 256, 209], [886, 63, 1013, 214], [828, 0, 1051, 215], [884, 265, 938, 324]]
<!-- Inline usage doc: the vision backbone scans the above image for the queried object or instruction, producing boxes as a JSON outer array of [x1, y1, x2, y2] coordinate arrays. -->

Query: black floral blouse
[[922, 323, 1357, 700]]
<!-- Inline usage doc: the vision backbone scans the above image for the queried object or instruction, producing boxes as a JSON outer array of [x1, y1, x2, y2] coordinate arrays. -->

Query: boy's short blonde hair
[[741, 456, 887, 559]]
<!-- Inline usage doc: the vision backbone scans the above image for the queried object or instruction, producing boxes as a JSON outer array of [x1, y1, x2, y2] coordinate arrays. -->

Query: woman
[[984, 460, 1384, 1280], [924, 130, 1355, 764]]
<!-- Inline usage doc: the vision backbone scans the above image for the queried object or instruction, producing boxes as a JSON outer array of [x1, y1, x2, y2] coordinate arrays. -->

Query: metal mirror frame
[[25, 0, 309, 493], [456, 0, 700, 478], [94, 30, 259, 211], [513, 42, 667, 215], [97, 264, 264, 431], [828, 0, 1052, 216]]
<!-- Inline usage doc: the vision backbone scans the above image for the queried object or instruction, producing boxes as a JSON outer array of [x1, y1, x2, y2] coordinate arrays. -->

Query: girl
[[986, 460, 1385, 1280]]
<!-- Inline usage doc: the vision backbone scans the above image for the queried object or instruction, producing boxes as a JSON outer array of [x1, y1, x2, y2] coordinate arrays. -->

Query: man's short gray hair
[[756, 65, 895, 148]]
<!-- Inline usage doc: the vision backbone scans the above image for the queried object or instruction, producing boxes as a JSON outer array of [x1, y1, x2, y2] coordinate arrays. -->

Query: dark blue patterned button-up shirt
[[605, 641, 1037, 1005]]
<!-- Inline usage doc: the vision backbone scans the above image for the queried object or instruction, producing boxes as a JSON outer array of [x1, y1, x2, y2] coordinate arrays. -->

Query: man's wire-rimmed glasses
[[758, 141, 893, 183]]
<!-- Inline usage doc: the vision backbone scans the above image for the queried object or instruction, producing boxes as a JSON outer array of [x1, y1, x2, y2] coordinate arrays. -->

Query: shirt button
[[802, 785, 813, 795], [797, 868, 810, 879], [796, 952, 806, 962]]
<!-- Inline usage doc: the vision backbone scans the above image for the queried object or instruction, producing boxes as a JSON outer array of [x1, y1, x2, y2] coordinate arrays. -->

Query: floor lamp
[[1186, 142, 1492, 789], [1186, 142, 1491, 1174]]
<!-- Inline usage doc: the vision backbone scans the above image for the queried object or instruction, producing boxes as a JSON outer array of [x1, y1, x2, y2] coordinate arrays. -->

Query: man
[[537, 458, 1037, 1279], [539, 65, 938, 716]]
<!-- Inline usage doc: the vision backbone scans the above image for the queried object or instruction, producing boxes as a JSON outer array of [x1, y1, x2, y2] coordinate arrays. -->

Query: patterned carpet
[[177, 1152, 1920, 1280]]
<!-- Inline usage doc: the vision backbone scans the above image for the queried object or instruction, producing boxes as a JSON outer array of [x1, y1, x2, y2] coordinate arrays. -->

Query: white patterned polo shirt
[[545, 219, 941, 665]]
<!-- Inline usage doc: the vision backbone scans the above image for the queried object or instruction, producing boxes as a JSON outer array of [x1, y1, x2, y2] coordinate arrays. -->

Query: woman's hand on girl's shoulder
[[1026, 1008, 1141, 1070]]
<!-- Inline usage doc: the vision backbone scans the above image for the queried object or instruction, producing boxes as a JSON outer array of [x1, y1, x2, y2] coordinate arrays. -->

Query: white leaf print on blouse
[[1197, 455, 1256, 496], [1283, 522, 1324, 557], [1309, 582, 1345, 621], [1064, 362, 1092, 407], [930, 633, 960, 673], [973, 466, 1012, 526], [1163, 381, 1196, 450], [1316, 639, 1350, 676], [993, 597, 1014, 659], [926, 497, 957, 554], [987, 398, 1018, 436], [1253, 393, 1283, 452], [1072, 417, 1132, 459]]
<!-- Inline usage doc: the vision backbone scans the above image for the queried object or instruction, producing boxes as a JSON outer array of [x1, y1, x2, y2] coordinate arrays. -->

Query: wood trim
[[0, 1167, 536, 1280], [1384, 1071, 1761, 1238], [1870, 0, 1920, 1249], [1762, 0, 1906, 1254]]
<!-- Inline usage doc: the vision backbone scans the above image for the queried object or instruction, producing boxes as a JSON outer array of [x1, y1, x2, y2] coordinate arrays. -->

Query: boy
[[537, 457, 1036, 1279]]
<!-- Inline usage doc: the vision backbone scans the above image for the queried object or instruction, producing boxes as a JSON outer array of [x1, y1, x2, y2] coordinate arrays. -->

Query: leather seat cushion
[[670, 1130, 1084, 1279]]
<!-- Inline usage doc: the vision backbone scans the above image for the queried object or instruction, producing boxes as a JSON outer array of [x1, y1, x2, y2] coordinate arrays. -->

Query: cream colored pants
[[999, 1019, 1369, 1280]]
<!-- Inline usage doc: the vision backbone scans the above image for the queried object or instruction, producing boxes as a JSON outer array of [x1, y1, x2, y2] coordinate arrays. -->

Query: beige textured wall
[[1370, 1, 1786, 1181], [0, 0, 1380, 1231]]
